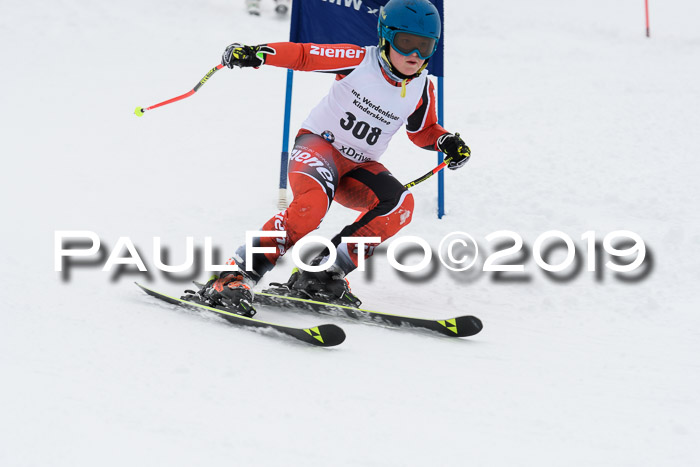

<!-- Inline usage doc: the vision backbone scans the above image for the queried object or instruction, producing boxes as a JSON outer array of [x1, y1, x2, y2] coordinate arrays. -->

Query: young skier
[[194, 0, 471, 316]]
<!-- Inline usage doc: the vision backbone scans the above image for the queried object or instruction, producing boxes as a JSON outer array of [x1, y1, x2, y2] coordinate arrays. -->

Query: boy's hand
[[222, 43, 276, 69], [437, 133, 471, 170]]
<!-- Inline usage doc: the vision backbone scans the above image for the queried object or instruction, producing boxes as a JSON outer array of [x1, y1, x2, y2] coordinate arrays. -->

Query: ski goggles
[[387, 31, 438, 60]]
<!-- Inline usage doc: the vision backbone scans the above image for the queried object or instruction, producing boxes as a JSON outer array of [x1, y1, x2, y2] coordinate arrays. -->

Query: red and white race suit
[[232, 42, 451, 277]]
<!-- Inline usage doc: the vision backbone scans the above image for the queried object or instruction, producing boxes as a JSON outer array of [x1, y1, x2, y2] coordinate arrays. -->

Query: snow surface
[[2, 0, 700, 466]]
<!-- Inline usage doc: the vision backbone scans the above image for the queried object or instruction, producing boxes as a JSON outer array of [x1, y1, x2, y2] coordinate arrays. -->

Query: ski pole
[[404, 156, 453, 189], [134, 64, 224, 117], [645, 0, 651, 38]]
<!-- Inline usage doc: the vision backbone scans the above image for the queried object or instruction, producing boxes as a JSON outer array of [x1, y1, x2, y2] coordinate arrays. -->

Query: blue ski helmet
[[378, 0, 441, 60]]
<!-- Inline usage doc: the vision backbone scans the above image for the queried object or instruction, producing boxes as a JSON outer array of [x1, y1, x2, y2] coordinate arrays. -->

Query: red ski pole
[[404, 133, 471, 189], [134, 64, 224, 117], [404, 156, 453, 189], [645, 0, 650, 38]]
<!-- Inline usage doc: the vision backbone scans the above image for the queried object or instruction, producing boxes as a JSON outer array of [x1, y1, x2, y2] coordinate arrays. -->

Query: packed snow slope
[[2, 0, 699, 466]]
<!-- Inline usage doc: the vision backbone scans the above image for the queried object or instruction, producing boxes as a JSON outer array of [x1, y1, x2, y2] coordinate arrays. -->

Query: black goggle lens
[[391, 32, 436, 58]]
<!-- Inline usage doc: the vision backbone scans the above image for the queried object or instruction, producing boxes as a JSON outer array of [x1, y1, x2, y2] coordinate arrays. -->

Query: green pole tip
[[134, 106, 145, 117]]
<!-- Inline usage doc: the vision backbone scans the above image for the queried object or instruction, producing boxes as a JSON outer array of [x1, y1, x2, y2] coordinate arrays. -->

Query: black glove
[[437, 132, 471, 170], [222, 43, 276, 68]]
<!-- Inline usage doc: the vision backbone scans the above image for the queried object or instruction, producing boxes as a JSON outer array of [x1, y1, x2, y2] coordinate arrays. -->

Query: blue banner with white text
[[289, 0, 444, 77]]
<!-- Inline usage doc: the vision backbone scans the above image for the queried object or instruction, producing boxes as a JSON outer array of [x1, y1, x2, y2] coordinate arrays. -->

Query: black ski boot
[[275, 0, 290, 15], [182, 271, 257, 317], [269, 268, 362, 307]]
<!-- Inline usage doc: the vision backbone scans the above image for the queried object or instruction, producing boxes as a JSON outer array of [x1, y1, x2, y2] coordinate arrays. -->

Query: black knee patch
[[348, 169, 408, 215], [330, 169, 409, 245]]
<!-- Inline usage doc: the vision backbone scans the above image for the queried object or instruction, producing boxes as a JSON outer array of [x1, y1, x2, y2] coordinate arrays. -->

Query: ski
[[135, 283, 346, 347], [255, 288, 483, 338]]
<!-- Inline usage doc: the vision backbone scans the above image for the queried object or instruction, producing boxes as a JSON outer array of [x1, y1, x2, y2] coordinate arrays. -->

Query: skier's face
[[389, 46, 425, 76]]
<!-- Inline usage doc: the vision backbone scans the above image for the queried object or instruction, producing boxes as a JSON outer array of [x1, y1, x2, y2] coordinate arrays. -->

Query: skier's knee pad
[[386, 190, 414, 235]]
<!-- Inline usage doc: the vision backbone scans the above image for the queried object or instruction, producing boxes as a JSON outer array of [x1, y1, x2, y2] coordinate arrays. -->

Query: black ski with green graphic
[[255, 288, 483, 338], [135, 283, 345, 347]]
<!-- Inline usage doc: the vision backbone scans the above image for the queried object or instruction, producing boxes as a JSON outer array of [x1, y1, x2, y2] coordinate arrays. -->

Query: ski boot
[[182, 271, 257, 317], [274, 0, 290, 15], [268, 267, 362, 308], [246, 0, 261, 16]]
